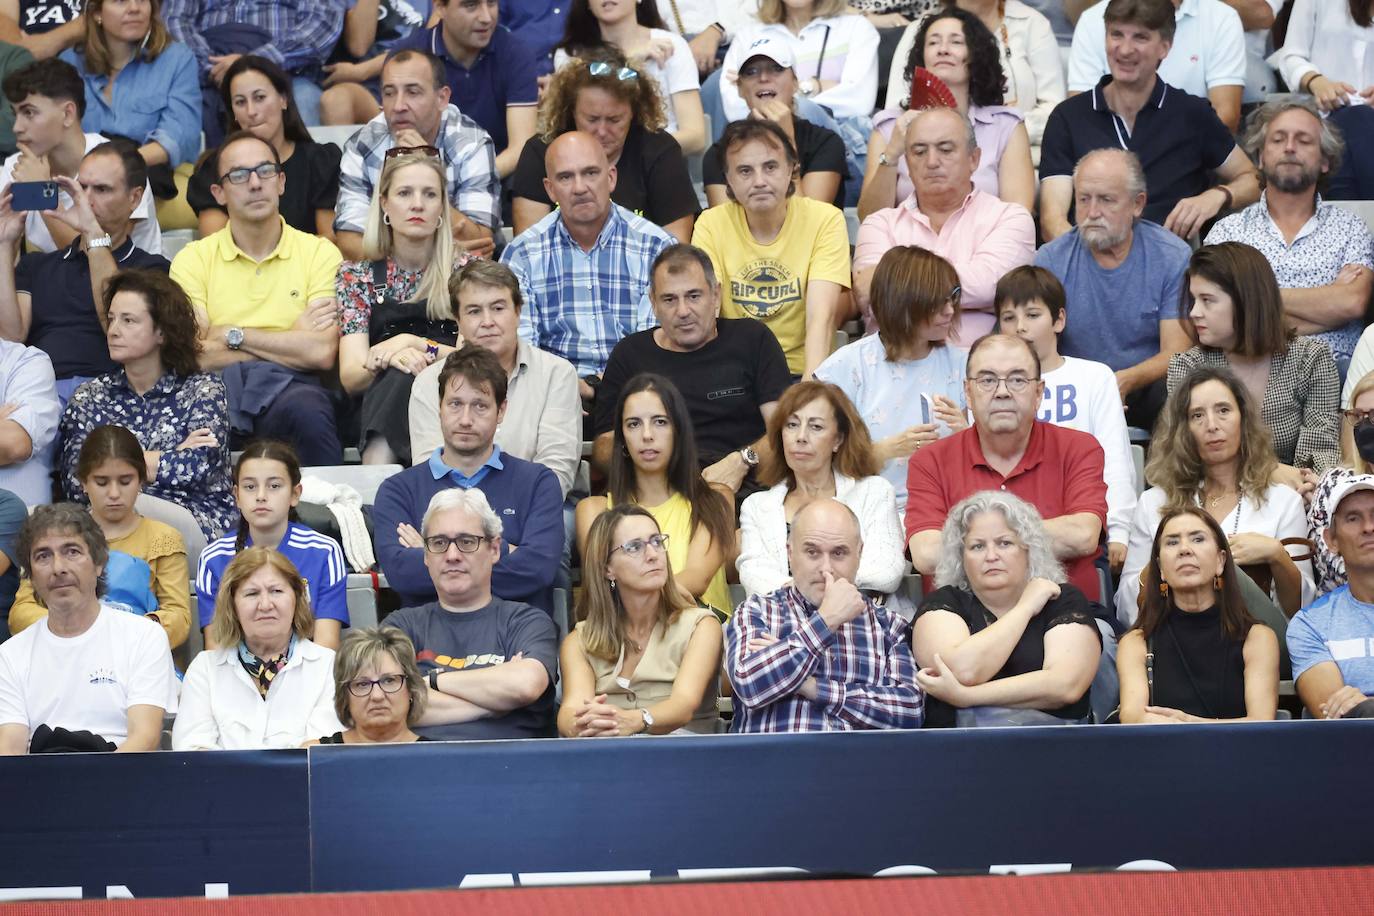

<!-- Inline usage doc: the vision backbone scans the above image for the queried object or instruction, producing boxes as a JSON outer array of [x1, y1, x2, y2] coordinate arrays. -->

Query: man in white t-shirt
[[0, 504, 177, 754], [0, 58, 161, 254], [995, 264, 1136, 572]]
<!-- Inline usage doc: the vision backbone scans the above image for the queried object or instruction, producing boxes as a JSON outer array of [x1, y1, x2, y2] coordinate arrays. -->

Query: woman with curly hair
[[1115, 366, 1313, 625], [857, 4, 1034, 219], [60, 268, 237, 545], [555, 0, 706, 154], [509, 48, 698, 241]]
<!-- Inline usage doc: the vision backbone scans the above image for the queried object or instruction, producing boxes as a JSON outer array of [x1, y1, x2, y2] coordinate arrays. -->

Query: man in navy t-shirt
[[383, 486, 557, 740]]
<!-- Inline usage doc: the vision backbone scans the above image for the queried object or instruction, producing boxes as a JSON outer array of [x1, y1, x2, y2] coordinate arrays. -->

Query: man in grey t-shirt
[[383, 488, 557, 740]]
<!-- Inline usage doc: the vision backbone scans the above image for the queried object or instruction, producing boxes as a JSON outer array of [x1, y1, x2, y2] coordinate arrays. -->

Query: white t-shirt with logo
[[0, 604, 178, 747]]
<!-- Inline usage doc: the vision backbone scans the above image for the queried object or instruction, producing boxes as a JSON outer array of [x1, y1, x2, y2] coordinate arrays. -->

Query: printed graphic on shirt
[[88, 667, 118, 686], [23, 0, 80, 29], [731, 259, 801, 320], [1040, 384, 1078, 423], [419, 649, 509, 670]]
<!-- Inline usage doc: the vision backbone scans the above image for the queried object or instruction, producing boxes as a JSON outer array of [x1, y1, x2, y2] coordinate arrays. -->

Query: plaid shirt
[[727, 585, 923, 733], [163, 0, 345, 75], [334, 106, 500, 234], [500, 205, 671, 377]]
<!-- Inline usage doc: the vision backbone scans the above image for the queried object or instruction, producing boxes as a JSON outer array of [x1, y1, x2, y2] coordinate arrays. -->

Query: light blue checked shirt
[[162, 0, 345, 76], [500, 205, 672, 377], [334, 105, 500, 234]]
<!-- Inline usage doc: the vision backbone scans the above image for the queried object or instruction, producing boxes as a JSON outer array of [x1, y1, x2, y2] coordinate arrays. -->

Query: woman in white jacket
[[738, 381, 906, 598], [173, 547, 342, 750]]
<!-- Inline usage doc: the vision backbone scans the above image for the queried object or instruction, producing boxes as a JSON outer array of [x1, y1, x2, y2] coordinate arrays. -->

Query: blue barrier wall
[[1, 722, 1371, 899]]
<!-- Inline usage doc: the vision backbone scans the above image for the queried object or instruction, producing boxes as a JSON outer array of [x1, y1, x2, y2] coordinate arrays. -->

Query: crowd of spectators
[[0, 0, 1372, 755]]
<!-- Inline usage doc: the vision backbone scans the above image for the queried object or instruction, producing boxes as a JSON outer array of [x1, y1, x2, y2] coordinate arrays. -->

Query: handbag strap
[[1279, 536, 1316, 563]]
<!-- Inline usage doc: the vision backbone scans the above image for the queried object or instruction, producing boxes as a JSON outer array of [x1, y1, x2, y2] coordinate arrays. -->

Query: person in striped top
[[196, 440, 349, 649]]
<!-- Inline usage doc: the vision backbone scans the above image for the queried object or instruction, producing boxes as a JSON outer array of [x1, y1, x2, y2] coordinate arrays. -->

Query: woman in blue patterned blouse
[[59, 268, 237, 542]]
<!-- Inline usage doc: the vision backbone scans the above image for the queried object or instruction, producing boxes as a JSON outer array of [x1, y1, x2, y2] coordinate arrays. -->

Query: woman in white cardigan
[[738, 381, 906, 597], [173, 547, 342, 750]]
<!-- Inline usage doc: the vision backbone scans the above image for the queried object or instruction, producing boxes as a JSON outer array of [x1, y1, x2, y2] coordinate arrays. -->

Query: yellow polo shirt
[[691, 196, 850, 375], [169, 218, 343, 330]]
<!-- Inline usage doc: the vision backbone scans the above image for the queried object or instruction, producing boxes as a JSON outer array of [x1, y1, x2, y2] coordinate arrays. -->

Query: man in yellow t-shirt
[[169, 132, 344, 465], [691, 119, 850, 378]]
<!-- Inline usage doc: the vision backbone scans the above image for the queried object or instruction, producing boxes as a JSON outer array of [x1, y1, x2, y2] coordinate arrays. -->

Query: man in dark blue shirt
[[393, 0, 539, 177]]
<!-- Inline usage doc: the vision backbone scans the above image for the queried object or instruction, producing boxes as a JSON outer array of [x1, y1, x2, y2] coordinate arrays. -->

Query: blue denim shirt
[[60, 41, 202, 168]]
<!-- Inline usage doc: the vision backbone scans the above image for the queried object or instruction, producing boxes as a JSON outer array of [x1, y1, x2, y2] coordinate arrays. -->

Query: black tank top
[[1150, 605, 1248, 719]]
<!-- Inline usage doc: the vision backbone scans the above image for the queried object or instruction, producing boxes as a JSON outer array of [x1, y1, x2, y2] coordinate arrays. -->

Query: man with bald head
[[853, 107, 1035, 341], [728, 498, 923, 733], [1034, 148, 1192, 430], [906, 334, 1108, 604], [501, 130, 674, 411]]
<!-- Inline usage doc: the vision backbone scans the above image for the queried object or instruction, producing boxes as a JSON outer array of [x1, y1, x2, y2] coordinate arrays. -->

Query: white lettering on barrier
[[517, 871, 654, 886], [0, 887, 82, 901]]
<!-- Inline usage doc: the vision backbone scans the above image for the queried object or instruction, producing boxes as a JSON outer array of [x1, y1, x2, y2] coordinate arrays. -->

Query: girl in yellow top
[[9, 425, 190, 649], [576, 374, 734, 617]]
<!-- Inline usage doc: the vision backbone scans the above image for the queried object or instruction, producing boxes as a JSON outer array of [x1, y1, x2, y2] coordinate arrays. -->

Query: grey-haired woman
[[912, 490, 1102, 727]]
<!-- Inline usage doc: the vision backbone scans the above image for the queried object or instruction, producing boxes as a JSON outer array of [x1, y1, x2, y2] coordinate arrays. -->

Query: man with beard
[[1206, 98, 1374, 366], [1034, 147, 1191, 430]]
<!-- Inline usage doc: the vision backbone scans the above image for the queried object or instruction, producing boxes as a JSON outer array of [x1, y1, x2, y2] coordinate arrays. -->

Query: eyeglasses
[[588, 61, 639, 81], [1344, 408, 1374, 426], [218, 161, 281, 185], [967, 373, 1038, 393], [612, 533, 670, 557], [346, 674, 407, 697], [385, 145, 441, 160], [423, 533, 490, 554], [947, 285, 962, 303]]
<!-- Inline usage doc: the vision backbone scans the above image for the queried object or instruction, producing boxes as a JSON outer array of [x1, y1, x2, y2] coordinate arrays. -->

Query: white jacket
[[172, 639, 343, 750], [737, 472, 906, 597]]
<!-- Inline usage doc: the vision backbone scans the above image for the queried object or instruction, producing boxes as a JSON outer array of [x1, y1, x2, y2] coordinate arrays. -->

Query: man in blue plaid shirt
[[499, 131, 673, 410], [334, 50, 500, 261], [727, 499, 924, 733]]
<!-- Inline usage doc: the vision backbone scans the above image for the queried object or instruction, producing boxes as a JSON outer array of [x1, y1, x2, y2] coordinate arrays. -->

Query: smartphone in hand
[[10, 181, 58, 211]]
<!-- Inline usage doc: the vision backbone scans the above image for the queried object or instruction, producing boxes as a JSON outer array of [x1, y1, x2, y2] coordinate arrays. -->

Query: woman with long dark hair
[[1116, 506, 1280, 723], [575, 373, 734, 617]]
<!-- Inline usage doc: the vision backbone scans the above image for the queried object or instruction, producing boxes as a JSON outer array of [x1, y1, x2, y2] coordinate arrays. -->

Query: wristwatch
[[798, 78, 818, 97], [877, 152, 896, 168], [640, 708, 655, 732], [429, 669, 441, 691], [739, 446, 759, 468], [87, 233, 113, 249], [225, 327, 245, 351]]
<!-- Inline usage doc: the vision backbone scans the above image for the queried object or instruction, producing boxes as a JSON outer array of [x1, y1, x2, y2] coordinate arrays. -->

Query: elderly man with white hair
[[380, 486, 559, 740]]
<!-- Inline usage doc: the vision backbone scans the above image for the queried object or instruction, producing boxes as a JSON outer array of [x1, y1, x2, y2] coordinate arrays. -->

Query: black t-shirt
[[382, 598, 558, 740], [915, 583, 1100, 728], [703, 118, 847, 207], [17, 0, 79, 33], [511, 125, 700, 228], [594, 318, 792, 466], [188, 140, 343, 235], [1038, 75, 1235, 226], [15, 240, 170, 379]]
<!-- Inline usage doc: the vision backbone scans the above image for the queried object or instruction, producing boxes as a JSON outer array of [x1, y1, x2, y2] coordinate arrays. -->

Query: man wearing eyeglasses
[[334, 48, 500, 261], [852, 106, 1034, 342], [905, 334, 1108, 605], [169, 130, 345, 465], [381, 486, 558, 739], [373, 343, 563, 613]]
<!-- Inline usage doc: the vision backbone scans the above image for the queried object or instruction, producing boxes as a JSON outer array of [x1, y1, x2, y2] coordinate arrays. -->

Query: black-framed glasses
[[1345, 408, 1374, 426], [612, 533, 669, 557], [385, 145, 441, 160], [967, 373, 1038, 394], [588, 60, 638, 81], [346, 674, 407, 697], [424, 533, 490, 554], [218, 161, 281, 185]]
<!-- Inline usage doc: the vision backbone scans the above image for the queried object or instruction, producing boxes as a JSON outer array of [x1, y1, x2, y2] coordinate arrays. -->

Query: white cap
[[739, 35, 795, 70], [1328, 474, 1374, 519]]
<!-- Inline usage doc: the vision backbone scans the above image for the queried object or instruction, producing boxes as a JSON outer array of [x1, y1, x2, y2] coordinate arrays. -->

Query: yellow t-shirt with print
[[691, 195, 851, 375]]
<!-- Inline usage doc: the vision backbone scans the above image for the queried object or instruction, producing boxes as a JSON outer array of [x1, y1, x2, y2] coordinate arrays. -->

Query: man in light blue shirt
[[0, 339, 58, 507], [1290, 475, 1374, 719]]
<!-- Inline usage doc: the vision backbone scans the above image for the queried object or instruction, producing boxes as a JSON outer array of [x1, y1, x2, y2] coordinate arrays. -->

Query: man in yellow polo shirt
[[170, 131, 344, 465], [691, 119, 850, 379]]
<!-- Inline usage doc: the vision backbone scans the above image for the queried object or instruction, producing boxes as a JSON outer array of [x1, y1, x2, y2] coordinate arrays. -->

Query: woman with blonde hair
[[509, 49, 697, 241], [174, 547, 342, 750], [559, 505, 723, 736], [60, 0, 200, 184], [336, 149, 473, 466], [1307, 369, 1374, 595], [1117, 366, 1313, 624]]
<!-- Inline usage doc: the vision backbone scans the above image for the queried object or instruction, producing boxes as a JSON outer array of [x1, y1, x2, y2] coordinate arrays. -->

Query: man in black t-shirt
[[592, 243, 791, 501], [0, 141, 168, 403], [702, 36, 847, 208]]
